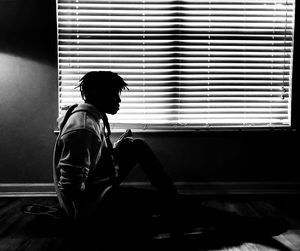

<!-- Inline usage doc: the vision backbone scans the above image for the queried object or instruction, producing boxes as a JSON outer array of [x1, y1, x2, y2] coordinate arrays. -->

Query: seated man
[[53, 71, 178, 239]]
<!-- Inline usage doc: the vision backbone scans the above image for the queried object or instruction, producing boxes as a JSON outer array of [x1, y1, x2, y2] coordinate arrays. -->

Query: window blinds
[[57, 0, 295, 130]]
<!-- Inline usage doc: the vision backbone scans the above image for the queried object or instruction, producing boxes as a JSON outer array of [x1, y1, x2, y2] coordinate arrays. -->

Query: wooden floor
[[0, 195, 300, 251]]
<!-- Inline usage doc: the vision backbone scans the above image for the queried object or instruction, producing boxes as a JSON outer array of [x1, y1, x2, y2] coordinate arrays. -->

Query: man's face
[[94, 88, 121, 115], [105, 89, 121, 115]]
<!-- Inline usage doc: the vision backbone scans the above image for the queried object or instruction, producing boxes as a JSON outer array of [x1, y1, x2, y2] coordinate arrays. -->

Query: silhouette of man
[[53, 71, 178, 240]]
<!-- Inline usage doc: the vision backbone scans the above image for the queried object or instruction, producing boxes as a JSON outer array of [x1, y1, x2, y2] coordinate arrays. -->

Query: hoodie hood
[[57, 103, 103, 131]]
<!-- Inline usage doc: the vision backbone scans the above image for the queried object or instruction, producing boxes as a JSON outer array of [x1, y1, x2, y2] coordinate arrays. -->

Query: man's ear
[[90, 90, 107, 104], [89, 89, 99, 100]]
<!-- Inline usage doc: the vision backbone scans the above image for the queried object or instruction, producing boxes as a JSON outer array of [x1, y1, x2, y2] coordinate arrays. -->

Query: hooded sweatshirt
[[53, 103, 117, 220]]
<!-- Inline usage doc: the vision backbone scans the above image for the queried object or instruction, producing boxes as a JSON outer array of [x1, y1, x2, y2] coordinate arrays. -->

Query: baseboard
[[123, 181, 300, 196], [0, 183, 56, 197], [174, 181, 300, 195], [0, 182, 299, 197]]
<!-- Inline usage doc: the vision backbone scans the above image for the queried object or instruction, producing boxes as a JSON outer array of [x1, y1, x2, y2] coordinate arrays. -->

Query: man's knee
[[132, 138, 149, 151]]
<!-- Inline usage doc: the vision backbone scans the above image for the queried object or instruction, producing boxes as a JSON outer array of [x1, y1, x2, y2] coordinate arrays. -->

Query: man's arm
[[57, 130, 99, 200]]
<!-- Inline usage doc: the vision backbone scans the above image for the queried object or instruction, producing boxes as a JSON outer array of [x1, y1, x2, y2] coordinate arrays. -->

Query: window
[[57, 0, 295, 130]]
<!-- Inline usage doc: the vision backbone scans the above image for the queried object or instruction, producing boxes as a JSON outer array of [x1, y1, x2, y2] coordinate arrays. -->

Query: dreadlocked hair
[[76, 71, 128, 101]]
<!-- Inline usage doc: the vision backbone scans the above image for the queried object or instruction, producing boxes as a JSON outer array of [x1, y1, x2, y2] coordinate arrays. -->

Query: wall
[[0, 0, 58, 183], [112, 130, 299, 183], [0, 0, 298, 194]]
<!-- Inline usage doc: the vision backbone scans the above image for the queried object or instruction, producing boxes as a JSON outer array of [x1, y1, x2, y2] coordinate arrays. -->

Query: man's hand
[[113, 129, 133, 148]]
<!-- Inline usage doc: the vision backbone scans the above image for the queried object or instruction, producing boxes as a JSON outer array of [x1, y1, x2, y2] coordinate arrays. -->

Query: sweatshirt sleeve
[[57, 129, 99, 199]]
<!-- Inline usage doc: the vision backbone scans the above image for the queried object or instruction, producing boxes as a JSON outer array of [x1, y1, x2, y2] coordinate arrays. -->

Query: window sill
[[54, 127, 296, 135]]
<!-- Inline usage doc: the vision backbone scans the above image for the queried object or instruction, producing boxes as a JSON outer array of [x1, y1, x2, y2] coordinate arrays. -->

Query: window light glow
[[57, 0, 295, 130]]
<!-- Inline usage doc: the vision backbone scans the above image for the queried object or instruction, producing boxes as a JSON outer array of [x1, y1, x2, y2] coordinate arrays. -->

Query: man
[[53, 71, 178, 239]]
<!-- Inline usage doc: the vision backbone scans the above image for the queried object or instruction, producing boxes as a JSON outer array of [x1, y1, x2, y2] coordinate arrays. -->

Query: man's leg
[[114, 138, 177, 197], [113, 138, 182, 238], [112, 139, 288, 239]]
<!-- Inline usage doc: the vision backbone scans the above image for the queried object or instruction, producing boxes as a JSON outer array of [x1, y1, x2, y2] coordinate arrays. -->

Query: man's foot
[[150, 212, 185, 240]]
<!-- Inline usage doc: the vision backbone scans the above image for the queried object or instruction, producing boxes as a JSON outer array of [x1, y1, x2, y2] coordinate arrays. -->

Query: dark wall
[[111, 130, 299, 183], [0, 0, 298, 184]]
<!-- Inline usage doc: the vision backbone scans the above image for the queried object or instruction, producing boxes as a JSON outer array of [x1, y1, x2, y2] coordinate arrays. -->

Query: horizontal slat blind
[[57, 0, 295, 130]]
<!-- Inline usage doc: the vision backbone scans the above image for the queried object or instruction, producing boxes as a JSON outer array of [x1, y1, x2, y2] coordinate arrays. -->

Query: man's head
[[77, 71, 128, 114]]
